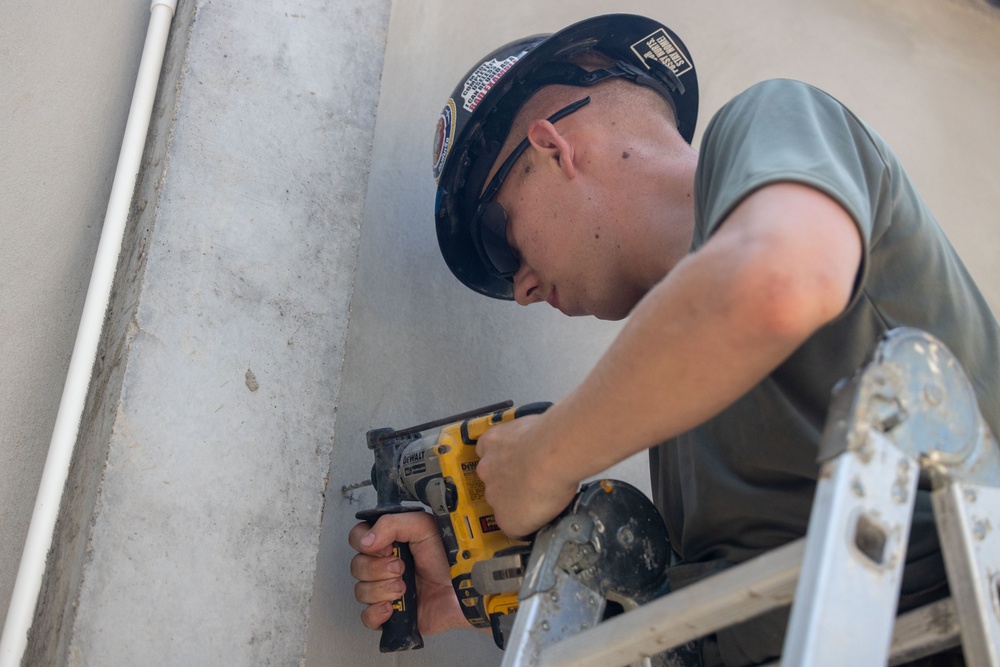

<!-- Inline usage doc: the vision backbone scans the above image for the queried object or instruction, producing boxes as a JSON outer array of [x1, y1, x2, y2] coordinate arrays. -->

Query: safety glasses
[[474, 96, 591, 279]]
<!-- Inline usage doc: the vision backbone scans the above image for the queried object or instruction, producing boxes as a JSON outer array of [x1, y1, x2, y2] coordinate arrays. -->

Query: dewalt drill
[[354, 400, 551, 651]]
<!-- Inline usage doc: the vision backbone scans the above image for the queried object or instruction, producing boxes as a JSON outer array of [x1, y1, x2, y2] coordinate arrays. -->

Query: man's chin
[[582, 304, 629, 321], [553, 291, 634, 320], [591, 299, 639, 321]]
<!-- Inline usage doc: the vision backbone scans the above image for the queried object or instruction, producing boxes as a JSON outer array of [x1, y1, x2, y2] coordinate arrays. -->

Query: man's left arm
[[476, 182, 863, 536]]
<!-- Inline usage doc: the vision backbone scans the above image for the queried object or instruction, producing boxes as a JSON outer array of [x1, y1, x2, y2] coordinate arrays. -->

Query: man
[[349, 13, 998, 665]]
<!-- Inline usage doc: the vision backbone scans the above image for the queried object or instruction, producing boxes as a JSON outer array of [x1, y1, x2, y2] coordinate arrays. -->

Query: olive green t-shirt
[[649, 79, 1000, 597]]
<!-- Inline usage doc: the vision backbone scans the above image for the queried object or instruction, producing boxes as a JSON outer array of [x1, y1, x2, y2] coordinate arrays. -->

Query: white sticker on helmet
[[433, 98, 457, 181], [630, 29, 692, 77], [460, 54, 521, 112]]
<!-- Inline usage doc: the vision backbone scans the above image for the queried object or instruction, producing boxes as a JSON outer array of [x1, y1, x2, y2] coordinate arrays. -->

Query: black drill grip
[[379, 540, 424, 652]]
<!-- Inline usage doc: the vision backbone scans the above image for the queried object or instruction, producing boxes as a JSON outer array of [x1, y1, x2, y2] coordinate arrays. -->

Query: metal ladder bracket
[[787, 327, 1000, 666]]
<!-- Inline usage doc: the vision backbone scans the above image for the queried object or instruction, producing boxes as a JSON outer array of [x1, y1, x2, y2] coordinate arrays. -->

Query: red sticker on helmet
[[630, 29, 692, 77], [433, 99, 456, 181], [460, 53, 523, 112]]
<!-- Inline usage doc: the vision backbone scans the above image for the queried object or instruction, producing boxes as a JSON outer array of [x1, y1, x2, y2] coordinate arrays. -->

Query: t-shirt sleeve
[[694, 79, 891, 302]]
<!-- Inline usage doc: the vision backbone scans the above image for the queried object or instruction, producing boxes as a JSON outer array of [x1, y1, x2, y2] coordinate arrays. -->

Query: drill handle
[[379, 541, 424, 652]]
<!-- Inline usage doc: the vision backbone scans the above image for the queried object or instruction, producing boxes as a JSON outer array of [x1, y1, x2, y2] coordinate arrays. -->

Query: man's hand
[[474, 413, 579, 537], [348, 512, 471, 636]]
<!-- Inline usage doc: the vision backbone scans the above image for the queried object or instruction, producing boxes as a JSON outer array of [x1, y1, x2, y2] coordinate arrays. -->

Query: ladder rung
[[534, 550, 961, 667], [889, 597, 960, 666], [537, 539, 805, 667]]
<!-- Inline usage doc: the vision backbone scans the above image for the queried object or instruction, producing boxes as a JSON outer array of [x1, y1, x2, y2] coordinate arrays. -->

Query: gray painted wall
[[0, 0, 997, 664], [0, 0, 150, 634]]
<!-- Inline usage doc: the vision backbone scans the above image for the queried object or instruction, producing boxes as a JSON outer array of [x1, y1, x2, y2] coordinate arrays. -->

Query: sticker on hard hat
[[433, 98, 457, 180], [630, 29, 692, 77], [460, 53, 524, 112]]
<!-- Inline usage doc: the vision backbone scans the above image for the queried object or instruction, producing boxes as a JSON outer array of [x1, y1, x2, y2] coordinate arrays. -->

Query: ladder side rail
[[781, 429, 918, 667], [932, 481, 1000, 666]]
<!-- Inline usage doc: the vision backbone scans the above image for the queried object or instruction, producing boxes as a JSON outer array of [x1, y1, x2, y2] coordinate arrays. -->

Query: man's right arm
[[476, 181, 863, 537]]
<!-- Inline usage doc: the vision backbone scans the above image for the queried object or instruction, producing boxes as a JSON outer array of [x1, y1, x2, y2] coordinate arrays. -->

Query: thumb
[[350, 512, 438, 555]]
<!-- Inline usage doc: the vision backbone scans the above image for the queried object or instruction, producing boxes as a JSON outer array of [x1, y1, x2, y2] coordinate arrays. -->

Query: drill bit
[[341, 478, 373, 495]]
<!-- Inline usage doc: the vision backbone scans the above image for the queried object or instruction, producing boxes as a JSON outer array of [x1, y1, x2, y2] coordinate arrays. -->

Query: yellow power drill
[[354, 400, 549, 651]]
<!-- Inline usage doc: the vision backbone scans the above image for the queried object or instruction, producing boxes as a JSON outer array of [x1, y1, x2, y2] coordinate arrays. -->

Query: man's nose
[[513, 265, 544, 306]]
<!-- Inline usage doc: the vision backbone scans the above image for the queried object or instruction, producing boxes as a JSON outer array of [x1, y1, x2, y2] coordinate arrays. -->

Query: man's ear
[[526, 119, 576, 179]]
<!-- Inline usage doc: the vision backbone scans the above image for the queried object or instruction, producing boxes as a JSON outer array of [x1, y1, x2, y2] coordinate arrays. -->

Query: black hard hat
[[432, 13, 699, 300]]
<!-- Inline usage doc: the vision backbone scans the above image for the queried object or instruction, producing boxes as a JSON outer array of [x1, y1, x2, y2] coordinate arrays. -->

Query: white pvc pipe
[[0, 1, 177, 664]]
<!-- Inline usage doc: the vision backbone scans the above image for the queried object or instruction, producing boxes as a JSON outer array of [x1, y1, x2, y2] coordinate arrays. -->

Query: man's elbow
[[741, 261, 854, 346], [718, 182, 863, 344]]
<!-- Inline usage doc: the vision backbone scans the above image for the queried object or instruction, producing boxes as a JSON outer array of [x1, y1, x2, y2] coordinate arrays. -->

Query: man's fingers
[[360, 601, 394, 630], [354, 576, 406, 606], [348, 513, 438, 555], [350, 551, 404, 583], [348, 522, 389, 556]]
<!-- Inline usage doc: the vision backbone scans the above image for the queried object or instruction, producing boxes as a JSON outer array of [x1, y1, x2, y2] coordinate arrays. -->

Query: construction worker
[[349, 13, 997, 665]]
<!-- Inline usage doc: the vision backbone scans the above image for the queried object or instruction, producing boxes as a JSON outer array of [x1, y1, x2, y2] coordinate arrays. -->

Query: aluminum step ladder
[[504, 328, 1000, 667]]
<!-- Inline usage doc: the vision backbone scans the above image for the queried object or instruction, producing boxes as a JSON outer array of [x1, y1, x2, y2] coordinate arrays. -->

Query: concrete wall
[[3, 0, 391, 664], [32, 1, 390, 665], [306, 0, 1000, 665], [1, 0, 998, 665]]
